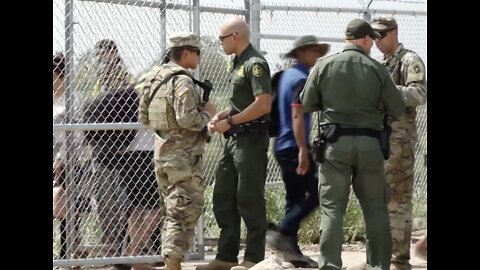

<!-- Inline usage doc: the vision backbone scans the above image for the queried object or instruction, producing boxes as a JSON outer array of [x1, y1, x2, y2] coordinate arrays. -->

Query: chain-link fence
[[53, 0, 426, 267]]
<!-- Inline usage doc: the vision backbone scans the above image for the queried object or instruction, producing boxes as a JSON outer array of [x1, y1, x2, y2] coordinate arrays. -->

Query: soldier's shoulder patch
[[174, 76, 194, 97], [402, 51, 423, 65], [252, 64, 263, 77], [406, 58, 425, 82], [175, 85, 190, 97]]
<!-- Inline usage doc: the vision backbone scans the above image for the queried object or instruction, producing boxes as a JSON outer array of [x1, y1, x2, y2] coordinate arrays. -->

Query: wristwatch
[[227, 115, 234, 126]]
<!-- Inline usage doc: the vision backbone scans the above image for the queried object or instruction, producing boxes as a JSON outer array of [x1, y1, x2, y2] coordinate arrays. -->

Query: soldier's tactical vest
[[384, 48, 418, 142], [139, 67, 191, 131]]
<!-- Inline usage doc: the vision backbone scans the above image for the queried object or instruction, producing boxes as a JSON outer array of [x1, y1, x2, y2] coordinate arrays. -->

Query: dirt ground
[[182, 244, 426, 270], [54, 243, 427, 270]]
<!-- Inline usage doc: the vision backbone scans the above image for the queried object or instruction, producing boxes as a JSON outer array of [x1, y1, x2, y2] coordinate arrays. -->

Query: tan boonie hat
[[371, 17, 398, 32], [168, 32, 202, 49], [285, 35, 330, 58]]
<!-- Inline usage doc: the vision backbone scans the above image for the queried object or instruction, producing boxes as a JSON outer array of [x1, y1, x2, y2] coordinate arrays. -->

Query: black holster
[[313, 123, 384, 163], [312, 136, 326, 163], [379, 116, 392, 160], [312, 123, 338, 163]]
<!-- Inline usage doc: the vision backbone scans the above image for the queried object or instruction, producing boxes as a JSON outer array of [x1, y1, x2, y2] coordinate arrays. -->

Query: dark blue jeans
[[274, 147, 319, 254]]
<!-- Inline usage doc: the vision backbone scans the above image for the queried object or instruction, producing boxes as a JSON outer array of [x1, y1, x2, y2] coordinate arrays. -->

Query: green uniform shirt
[[301, 44, 405, 130], [228, 43, 271, 121]]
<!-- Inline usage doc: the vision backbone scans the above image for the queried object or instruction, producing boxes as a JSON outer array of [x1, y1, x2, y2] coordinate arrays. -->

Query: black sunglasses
[[378, 31, 389, 39], [218, 32, 237, 42], [377, 28, 397, 39]]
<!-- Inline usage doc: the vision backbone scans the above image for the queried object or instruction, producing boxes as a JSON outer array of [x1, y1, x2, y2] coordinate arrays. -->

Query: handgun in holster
[[312, 123, 338, 164], [379, 115, 392, 160]]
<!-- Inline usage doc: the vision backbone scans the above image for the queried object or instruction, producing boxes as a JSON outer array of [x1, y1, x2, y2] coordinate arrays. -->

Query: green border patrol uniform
[[213, 43, 271, 264], [301, 19, 406, 270]]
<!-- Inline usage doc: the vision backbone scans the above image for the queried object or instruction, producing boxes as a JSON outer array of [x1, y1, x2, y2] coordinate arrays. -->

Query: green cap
[[345, 19, 381, 40]]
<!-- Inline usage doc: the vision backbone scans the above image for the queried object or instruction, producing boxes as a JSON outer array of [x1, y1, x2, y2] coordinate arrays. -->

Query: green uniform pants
[[213, 133, 269, 263], [318, 136, 392, 270]]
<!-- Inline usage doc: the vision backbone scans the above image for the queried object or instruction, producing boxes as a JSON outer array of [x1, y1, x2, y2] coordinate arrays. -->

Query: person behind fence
[[85, 41, 165, 270], [266, 35, 330, 269], [111, 85, 164, 270], [300, 19, 406, 270], [84, 82, 165, 270], [365, 16, 426, 270], [53, 52, 91, 259], [93, 39, 136, 94], [196, 16, 272, 270], [84, 39, 136, 258], [138, 32, 216, 270]]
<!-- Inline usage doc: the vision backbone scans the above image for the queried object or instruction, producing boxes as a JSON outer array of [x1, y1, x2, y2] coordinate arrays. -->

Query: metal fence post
[[192, 0, 205, 260], [249, 0, 260, 49], [64, 0, 77, 259], [160, 0, 167, 60], [362, 0, 373, 21], [362, 9, 371, 22], [193, 0, 201, 79], [244, 0, 250, 24]]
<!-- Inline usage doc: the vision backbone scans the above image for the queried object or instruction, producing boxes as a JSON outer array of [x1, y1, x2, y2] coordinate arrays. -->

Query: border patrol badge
[[237, 65, 245, 77], [252, 65, 263, 77]]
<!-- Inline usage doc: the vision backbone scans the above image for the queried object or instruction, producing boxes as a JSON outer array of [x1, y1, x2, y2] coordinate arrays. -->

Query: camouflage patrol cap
[[345, 19, 380, 40], [168, 32, 202, 49], [371, 17, 398, 32]]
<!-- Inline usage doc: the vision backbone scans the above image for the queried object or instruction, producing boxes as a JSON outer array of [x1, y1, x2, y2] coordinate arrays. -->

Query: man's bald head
[[220, 16, 250, 40], [219, 16, 251, 55]]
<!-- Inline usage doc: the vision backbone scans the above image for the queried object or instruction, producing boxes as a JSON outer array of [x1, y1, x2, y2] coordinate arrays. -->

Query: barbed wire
[[373, 0, 426, 4]]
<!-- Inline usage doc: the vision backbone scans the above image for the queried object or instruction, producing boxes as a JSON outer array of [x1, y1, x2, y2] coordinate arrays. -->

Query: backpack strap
[[146, 70, 191, 107], [147, 70, 211, 107]]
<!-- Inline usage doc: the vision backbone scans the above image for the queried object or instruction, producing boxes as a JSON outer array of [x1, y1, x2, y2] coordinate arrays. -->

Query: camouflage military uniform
[[372, 18, 427, 270], [138, 33, 209, 262]]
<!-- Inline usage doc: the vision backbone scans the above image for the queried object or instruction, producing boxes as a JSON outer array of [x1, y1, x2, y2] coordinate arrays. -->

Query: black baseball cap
[[345, 19, 381, 40]]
